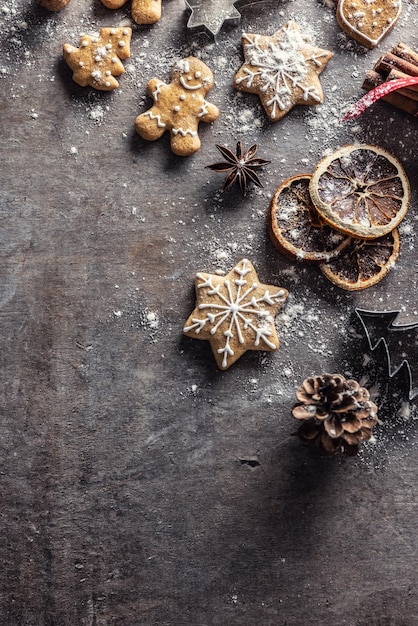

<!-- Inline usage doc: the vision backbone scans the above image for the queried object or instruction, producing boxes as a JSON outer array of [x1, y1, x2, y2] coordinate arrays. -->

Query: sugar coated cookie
[[233, 21, 333, 122], [183, 259, 288, 370], [100, 0, 162, 25], [63, 27, 131, 91], [337, 0, 402, 48], [135, 57, 219, 156]]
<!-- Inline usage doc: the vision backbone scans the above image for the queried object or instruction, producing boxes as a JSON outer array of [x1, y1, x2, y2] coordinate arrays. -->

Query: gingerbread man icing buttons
[[63, 27, 131, 91], [337, 0, 402, 49], [100, 0, 162, 25], [233, 21, 333, 122], [135, 57, 220, 156], [183, 258, 288, 370]]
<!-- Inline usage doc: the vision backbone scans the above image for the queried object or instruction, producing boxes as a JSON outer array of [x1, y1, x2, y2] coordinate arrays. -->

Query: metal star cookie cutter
[[185, 0, 262, 40], [356, 308, 418, 401]]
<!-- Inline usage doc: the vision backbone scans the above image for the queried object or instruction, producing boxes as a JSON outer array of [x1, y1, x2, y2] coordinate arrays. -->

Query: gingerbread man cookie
[[100, 0, 162, 24], [63, 27, 131, 91], [135, 57, 219, 156]]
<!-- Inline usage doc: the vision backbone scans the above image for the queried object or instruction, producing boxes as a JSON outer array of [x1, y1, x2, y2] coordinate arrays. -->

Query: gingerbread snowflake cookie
[[233, 21, 333, 122], [63, 27, 131, 91], [135, 57, 219, 156], [337, 0, 402, 48], [100, 0, 162, 25], [183, 259, 288, 370]]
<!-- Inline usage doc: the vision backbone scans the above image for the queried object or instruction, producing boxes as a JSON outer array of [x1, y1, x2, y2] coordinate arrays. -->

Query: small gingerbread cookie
[[38, 0, 71, 10], [63, 27, 131, 91], [100, 0, 162, 25], [183, 258, 288, 370], [337, 0, 402, 49], [233, 21, 333, 122], [135, 57, 219, 156]]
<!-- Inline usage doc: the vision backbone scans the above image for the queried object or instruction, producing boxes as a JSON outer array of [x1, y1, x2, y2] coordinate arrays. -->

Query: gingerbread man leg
[[170, 117, 201, 156], [131, 0, 162, 24], [169, 100, 219, 155]]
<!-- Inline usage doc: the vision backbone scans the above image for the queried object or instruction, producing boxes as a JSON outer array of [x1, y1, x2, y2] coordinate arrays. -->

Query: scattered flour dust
[[143, 310, 159, 331], [110, 280, 160, 340], [87, 104, 109, 125], [112, 303, 160, 338], [278, 297, 321, 342]]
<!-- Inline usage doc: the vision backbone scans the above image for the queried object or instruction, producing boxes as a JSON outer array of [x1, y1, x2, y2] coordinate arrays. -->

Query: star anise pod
[[206, 141, 271, 196]]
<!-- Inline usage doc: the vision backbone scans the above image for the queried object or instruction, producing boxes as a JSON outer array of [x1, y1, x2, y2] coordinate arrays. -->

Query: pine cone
[[292, 373, 378, 455]]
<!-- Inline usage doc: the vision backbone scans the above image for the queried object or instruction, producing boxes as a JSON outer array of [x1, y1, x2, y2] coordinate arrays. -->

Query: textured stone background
[[1, 0, 417, 624]]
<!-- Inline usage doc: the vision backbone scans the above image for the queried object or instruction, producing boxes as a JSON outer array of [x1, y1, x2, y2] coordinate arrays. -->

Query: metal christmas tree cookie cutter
[[355, 308, 418, 401]]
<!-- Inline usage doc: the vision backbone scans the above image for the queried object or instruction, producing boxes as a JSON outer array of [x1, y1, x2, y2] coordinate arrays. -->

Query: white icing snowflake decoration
[[234, 21, 333, 121]]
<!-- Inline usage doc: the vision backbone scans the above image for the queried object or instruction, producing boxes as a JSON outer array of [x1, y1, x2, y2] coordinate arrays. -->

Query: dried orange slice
[[268, 175, 351, 262], [319, 228, 400, 291], [310, 144, 410, 240]]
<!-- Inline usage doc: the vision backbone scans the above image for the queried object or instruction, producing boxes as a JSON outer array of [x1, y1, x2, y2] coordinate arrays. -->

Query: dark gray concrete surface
[[1, 0, 417, 624]]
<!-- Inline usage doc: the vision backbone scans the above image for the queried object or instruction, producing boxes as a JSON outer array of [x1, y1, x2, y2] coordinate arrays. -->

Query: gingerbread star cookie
[[135, 57, 219, 156], [100, 0, 162, 25], [183, 259, 288, 370], [337, 0, 402, 49], [63, 27, 131, 91], [233, 21, 333, 122]]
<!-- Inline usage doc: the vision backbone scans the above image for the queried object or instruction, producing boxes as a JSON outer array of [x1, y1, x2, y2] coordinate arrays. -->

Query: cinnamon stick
[[375, 52, 418, 78], [391, 43, 418, 68]]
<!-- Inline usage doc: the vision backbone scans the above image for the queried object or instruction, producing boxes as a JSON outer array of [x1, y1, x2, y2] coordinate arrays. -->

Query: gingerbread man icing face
[[134, 57, 219, 156]]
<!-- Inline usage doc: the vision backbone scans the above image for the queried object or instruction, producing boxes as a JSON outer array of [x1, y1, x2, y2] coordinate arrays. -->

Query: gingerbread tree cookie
[[135, 57, 219, 156], [63, 27, 131, 91], [233, 21, 333, 122], [100, 0, 162, 24], [183, 259, 288, 370]]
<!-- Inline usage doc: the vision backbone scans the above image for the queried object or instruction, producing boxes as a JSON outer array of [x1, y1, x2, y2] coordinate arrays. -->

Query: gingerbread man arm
[[146, 78, 165, 100], [135, 80, 170, 141], [197, 100, 219, 124], [135, 108, 167, 142]]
